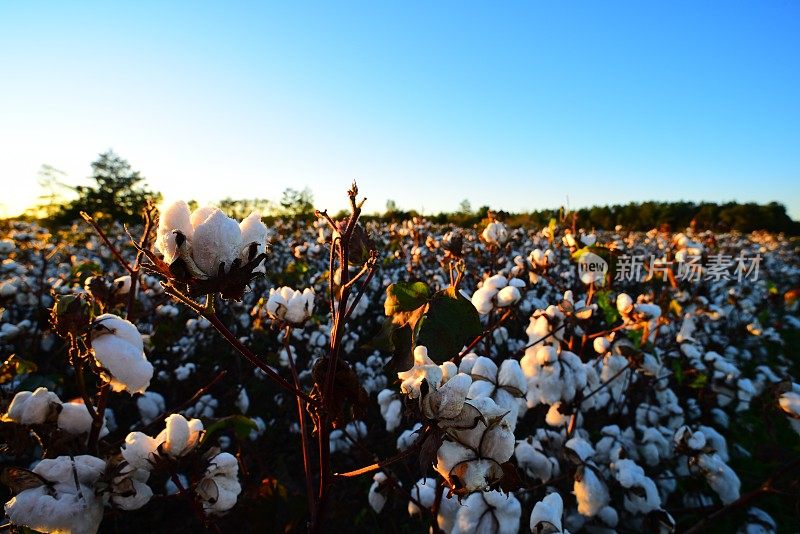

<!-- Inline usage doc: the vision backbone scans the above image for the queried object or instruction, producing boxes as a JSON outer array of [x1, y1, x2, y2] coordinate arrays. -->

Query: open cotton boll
[[92, 314, 153, 394], [482, 221, 508, 245], [515, 439, 559, 483], [530, 492, 566, 533], [122, 431, 162, 470], [196, 453, 241, 515], [454, 491, 521, 534], [4, 387, 61, 424], [398, 346, 443, 398], [696, 453, 740, 504], [191, 209, 243, 276], [397, 423, 423, 450], [239, 211, 268, 263], [368, 472, 390, 513], [616, 293, 634, 315], [5, 455, 106, 534], [158, 414, 204, 458], [378, 389, 403, 431], [574, 464, 610, 517], [58, 401, 108, 438], [155, 201, 193, 263], [421, 372, 472, 420], [471, 286, 498, 315], [137, 391, 165, 424], [496, 285, 521, 307], [612, 459, 661, 514], [110, 467, 153, 511]]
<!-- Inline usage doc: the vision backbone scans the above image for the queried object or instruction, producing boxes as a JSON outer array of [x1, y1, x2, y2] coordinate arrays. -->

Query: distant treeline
[[374, 201, 800, 234], [18, 151, 800, 235]]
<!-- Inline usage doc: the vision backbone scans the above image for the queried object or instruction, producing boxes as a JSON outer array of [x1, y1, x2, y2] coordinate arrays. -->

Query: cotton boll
[[398, 346, 443, 399], [496, 285, 521, 307], [137, 391, 165, 424], [574, 464, 610, 517], [192, 209, 243, 276], [397, 423, 422, 450], [58, 401, 108, 438], [422, 373, 472, 420], [196, 453, 242, 515], [378, 389, 403, 431], [4, 387, 61, 425], [472, 286, 498, 315], [158, 414, 203, 458], [368, 472, 390, 513], [92, 314, 153, 394], [545, 403, 570, 427], [612, 459, 661, 514], [593, 336, 611, 354], [122, 431, 161, 470], [236, 388, 250, 414], [156, 201, 193, 263], [239, 211, 268, 271], [515, 438, 558, 483], [696, 453, 740, 504], [5, 455, 106, 534], [530, 492, 565, 533], [453, 491, 520, 534], [616, 293, 634, 315]]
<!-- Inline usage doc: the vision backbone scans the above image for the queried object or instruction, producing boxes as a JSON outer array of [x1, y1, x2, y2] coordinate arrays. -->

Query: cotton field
[[1, 186, 799, 534]]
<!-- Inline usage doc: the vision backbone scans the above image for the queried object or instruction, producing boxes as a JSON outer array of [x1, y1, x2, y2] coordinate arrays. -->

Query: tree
[[52, 151, 160, 225], [458, 199, 473, 214], [279, 188, 314, 218]]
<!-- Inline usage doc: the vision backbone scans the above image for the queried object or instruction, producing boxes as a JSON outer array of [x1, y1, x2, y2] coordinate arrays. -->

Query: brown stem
[[80, 212, 135, 275], [455, 308, 514, 364], [88, 380, 110, 454], [284, 325, 316, 517]]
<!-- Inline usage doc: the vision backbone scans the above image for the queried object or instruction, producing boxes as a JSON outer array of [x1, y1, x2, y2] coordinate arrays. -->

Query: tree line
[[21, 151, 800, 235]]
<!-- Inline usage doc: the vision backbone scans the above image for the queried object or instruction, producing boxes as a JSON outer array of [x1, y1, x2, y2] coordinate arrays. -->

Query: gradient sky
[[1, 1, 798, 218]]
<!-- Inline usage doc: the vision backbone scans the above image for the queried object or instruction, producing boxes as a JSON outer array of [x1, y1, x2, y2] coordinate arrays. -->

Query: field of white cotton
[[0, 187, 799, 533]]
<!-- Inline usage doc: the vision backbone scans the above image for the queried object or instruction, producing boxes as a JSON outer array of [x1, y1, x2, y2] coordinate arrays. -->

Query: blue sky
[[1, 1, 798, 218]]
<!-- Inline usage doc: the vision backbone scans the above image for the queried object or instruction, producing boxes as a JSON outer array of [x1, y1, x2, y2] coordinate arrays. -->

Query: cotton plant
[[2, 387, 110, 439], [471, 273, 526, 315], [4, 455, 107, 534], [91, 313, 154, 394]]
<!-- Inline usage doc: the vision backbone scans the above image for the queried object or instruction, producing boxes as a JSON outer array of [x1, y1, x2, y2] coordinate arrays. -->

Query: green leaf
[[384, 281, 429, 315], [689, 374, 708, 389], [201, 415, 258, 445], [415, 287, 481, 362], [595, 290, 620, 325]]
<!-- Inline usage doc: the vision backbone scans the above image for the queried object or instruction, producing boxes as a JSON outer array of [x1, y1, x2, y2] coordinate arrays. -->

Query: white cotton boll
[[239, 211, 268, 270], [423, 373, 472, 420], [458, 353, 479, 375], [397, 423, 422, 450], [5, 455, 106, 534], [515, 439, 558, 483], [190, 206, 216, 227], [3, 388, 52, 425], [471, 286, 498, 315], [58, 402, 107, 437], [482, 221, 509, 245], [156, 201, 193, 263], [192, 209, 242, 276], [111, 469, 153, 511], [496, 285, 521, 307], [368, 472, 389, 513], [235, 388, 250, 414], [113, 275, 132, 295], [440, 361, 458, 383], [613, 459, 661, 514], [398, 346, 443, 399], [471, 356, 498, 382], [616, 293, 634, 315], [159, 414, 203, 458], [581, 234, 597, 247], [137, 391, 165, 424], [454, 491, 521, 534], [174, 363, 196, 381], [698, 425, 729, 462], [697, 453, 740, 504], [565, 437, 595, 462], [593, 336, 611, 354], [122, 431, 161, 470], [197, 453, 242, 515], [530, 492, 565, 533], [408, 478, 437, 516], [378, 389, 403, 432], [574, 465, 610, 517], [546, 403, 570, 427], [92, 314, 153, 394], [498, 359, 527, 395]]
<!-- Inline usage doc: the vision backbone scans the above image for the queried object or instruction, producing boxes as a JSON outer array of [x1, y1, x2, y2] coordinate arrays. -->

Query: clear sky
[[1, 1, 798, 218]]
